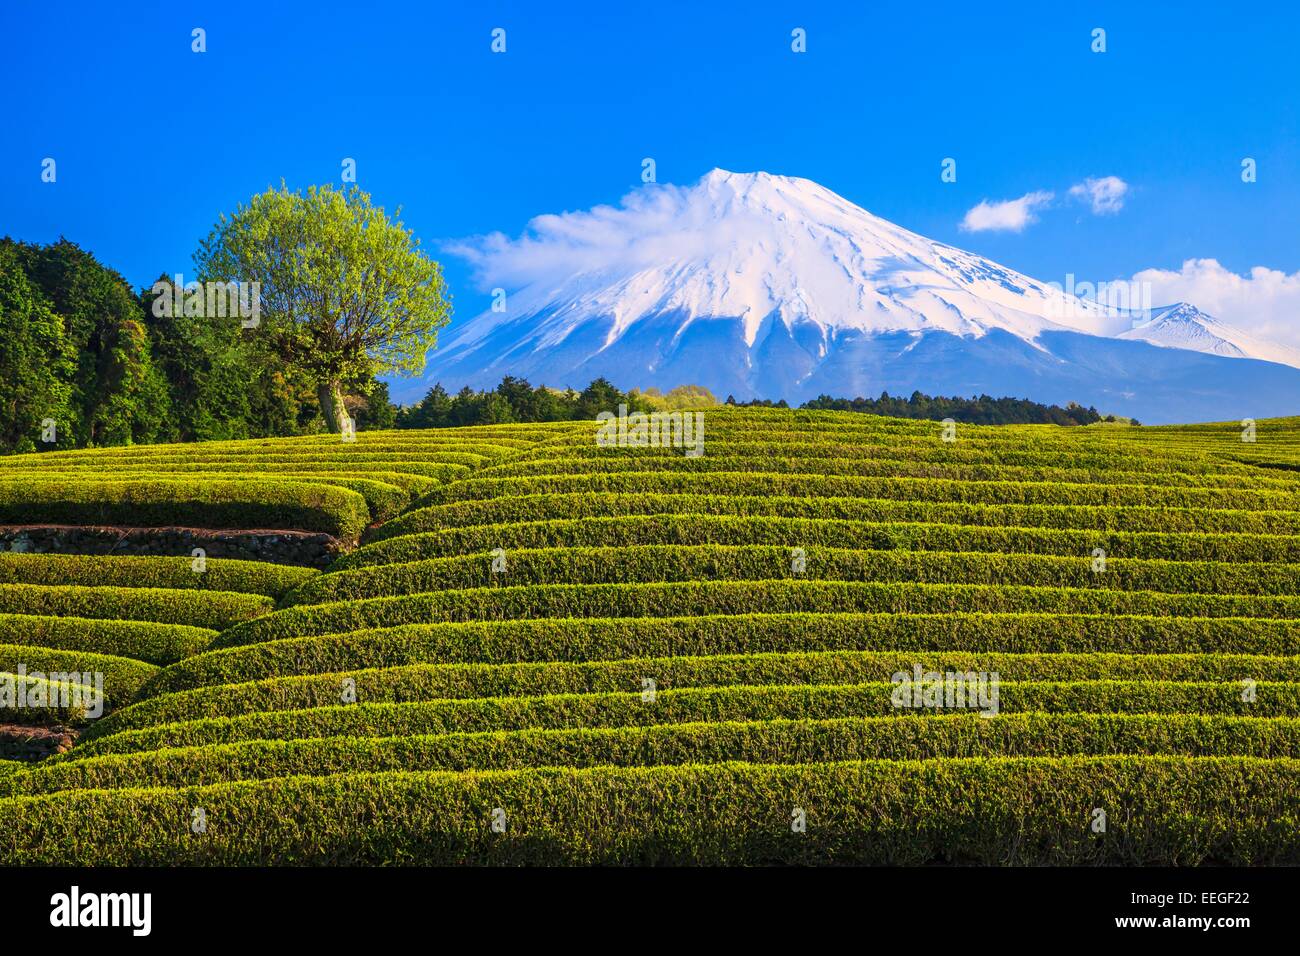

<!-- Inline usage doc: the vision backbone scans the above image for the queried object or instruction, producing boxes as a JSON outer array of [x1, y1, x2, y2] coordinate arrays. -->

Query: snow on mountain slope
[[407, 170, 1300, 422], [439, 169, 1121, 355], [1117, 302, 1300, 367]]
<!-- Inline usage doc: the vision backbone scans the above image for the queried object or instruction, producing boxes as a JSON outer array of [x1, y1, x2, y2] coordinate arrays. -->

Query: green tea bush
[[0, 554, 314, 598], [0, 479, 370, 540], [100, 652, 1300, 736], [153, 612, 1300, 692], [0, 614, 214, 665], [412, 472, 1299, 513], [66, 682, 1300, 758], [15, 714, 1300, 796], [335, 514, 1300, 569], [215, 580, 1300, 649], [0, 644, 158, 709], [293, 544, 1300, 606], [375, 492, 1300, 539], [0, 757, 1294, 865], [0, 584, 272, 630]]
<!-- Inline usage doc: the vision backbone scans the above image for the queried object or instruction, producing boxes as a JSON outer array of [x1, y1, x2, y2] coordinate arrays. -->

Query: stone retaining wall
[[0, 525, 341, 568], [0, 724, 76, 760]]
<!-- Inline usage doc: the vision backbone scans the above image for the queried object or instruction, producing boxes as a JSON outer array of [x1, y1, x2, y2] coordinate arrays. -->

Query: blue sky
[[3, 0, 1298, 338]]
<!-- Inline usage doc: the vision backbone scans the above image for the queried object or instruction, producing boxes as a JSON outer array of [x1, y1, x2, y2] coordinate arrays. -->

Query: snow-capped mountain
[[1116, 302, 1300, 367], [407, 170, 1300, 423]]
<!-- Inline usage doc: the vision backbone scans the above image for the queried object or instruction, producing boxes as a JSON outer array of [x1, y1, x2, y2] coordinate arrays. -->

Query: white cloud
[[1069, 175, 1129, 215], [443, 183, 749, 290], [958, 191, 1054, 233], [1133, 258, 1300, 348]]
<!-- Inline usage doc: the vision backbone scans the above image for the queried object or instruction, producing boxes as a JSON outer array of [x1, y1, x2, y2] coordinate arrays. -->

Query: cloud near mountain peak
[[443, 181, 781, 291], [1135, 257, 1300, 350], [959, 191, 1055, 233]]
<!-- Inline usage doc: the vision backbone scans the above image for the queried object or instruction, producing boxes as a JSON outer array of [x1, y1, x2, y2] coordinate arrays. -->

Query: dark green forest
[[797, 392, 1122, 426], [0, 237, 401, 453]]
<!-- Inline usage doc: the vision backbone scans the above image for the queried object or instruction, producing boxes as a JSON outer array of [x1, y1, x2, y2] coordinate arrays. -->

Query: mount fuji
[[407, 170, 1300, 424]]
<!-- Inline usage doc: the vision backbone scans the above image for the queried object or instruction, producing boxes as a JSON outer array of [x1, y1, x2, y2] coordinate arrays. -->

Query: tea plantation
[[0, 409, 1297, 865]]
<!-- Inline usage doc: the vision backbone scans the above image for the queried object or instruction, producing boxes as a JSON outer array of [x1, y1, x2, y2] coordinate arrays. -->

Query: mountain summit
[[412, 170, 1300, 423]]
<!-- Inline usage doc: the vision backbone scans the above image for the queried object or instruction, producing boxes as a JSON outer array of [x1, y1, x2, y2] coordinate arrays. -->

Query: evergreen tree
[[0, 245, 74, 452]]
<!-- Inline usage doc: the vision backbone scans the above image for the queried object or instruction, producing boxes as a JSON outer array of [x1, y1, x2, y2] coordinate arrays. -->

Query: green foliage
[[382, 490, 1300, 538], [141, 275, 314, 442], [0, 470, 412, 520], [0, 478, 371, 540], [405, 470, 1298, 515], [359, 381, 399, 430], [396, 376, 655, 428], [7, 239, 177, 448], [289, 544, 1300, 608], [1, 758, 1296, 865], [152, 614, 1300, 695], [0, 614, 214, 666], [337, 513, 1300, 570], [0, 644, 158, 711], [98, 650, 1300, 735], [62, 683, 1300, 760], [0, 584, 272, 630], [0, 555, 314, 598], [0, 672, 99, 722], [0, 244, 74, 453], [18, 714, 1300, 797], [213, 578, 1300, 650], [194, 184, 453, 432], [628, 384, 719, 411], [801, 390, 1106, 425], [4, 407, 1300, 866]]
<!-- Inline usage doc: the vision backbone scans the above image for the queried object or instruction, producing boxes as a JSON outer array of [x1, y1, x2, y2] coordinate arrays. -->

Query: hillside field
[[0, 408, 1297, 865]]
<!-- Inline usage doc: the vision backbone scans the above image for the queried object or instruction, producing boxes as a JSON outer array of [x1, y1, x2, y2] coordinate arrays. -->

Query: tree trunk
[[318, 380, 351, 433]]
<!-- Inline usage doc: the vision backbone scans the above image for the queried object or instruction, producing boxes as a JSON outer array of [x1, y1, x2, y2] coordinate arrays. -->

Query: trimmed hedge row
[[609, 427, 1222, 461], [0, 644, 158, 710], [0, 479, 371, 540], [1233, 456, 1300, 474], [154, 612, 1300, 692], [0, 672, 98, 722], [294, 545, 1300, 606], [411, 472, 1300, 514], [2, 432, 544, 462], [0, 471, 411, 520], [0, 614, 214, 665], [215, 581, 1300, 649], [63, 682, 1300, 759], [0, 584, 272, 631], [2, 756, 1294, 865], [334, 514, 1300, 570], [0, 554, 315, 599], [99, 652, 1300, 736], [529, 439, 1249, 473], [16, 454, 487, 474], [705, 411, 1152, 432], [375, 492, 1300, 538], [15, 713, 1300, 797], [478, 454, 1287, 490]]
